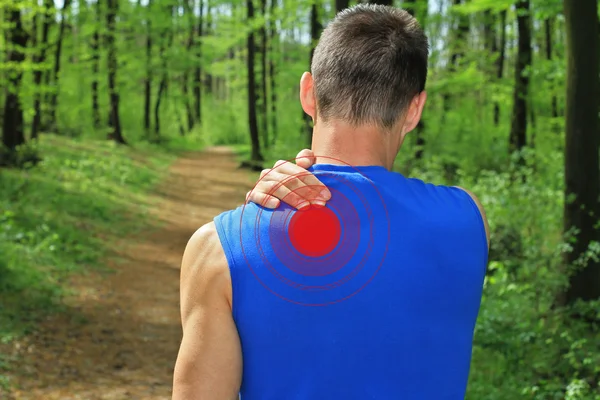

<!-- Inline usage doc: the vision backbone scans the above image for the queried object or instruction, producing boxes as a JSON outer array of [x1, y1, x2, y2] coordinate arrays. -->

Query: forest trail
[[4, 147, 254, 400]]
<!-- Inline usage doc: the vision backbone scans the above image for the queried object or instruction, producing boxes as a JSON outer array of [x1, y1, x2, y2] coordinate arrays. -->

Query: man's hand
[[245, 149, 331, 210]]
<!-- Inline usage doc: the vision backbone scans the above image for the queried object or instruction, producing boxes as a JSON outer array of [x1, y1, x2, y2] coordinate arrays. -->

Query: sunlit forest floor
[[1, 146, 253, 399]]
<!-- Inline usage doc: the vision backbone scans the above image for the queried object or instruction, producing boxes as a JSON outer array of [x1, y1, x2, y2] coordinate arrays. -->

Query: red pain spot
[[288, 205, 341, 258]]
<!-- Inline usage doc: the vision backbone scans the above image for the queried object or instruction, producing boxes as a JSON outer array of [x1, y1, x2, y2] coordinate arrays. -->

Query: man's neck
[[310, 120, 403, 171]]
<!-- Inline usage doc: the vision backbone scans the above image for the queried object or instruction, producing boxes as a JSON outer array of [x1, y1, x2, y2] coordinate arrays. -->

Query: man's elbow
[[173, 376, 239, 400], [172, 383, 197, 400], [172, 361, 201, 400]]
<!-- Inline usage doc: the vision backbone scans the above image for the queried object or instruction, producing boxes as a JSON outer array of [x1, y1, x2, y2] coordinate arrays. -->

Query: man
[[172, 4, 489, 400]]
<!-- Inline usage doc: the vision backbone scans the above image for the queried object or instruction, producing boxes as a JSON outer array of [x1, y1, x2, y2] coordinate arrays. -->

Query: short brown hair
[[311, 4, 429, 130]]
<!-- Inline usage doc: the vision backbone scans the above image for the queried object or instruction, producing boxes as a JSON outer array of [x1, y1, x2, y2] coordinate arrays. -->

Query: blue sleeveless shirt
[[214, 164, 487, 400]]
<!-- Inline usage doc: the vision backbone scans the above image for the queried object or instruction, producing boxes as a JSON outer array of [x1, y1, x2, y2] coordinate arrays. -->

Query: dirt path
[[3, 147, 254, 400]]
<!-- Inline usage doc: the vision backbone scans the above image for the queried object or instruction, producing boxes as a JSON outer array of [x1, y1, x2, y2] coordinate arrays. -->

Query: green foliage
[[1, 0, 598, 396], [0, 135, 175, 340], [0, 141, 41, 168]]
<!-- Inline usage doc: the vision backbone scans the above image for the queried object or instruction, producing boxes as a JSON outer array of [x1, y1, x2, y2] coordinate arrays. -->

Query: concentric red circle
[[288, 205, 341, 258]]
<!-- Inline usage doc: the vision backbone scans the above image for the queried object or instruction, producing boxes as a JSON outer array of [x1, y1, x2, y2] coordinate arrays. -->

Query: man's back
[[214, 164, 488, 399]]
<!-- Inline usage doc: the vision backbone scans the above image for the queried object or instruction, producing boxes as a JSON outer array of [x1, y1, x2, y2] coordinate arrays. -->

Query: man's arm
[[172, 222, 242, 400]]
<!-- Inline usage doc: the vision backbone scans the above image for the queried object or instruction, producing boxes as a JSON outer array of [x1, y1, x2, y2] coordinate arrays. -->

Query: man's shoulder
[[182, 222, 232, 305], [187, 222, 221, 254], [452, 186, 490, 249], [403, 176, 471, 203], [402, 178, 490, 248]]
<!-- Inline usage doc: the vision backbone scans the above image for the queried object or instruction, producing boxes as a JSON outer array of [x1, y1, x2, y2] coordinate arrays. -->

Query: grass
[[0, 134, 179, 343]]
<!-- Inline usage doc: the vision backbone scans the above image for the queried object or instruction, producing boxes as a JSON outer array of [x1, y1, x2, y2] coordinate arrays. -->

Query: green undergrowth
[[0, 135, 178, 343]]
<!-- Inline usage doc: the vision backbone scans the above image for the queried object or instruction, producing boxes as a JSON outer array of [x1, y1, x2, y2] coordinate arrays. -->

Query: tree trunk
[[404, 0, 426, 160], [247, 0, 263, 162], [31, 12, 39, 138], [492, 10, 507, 125], [144, 0, 153, 134], [403, 0, 427, 22], [268, 0, 278, 145], [91, 0, 101, 129], [153, 6, 175, 137], [106, 0, 126, 144], [154, 43, 167, 137], [488, 10, 506, 125], [193, 0, 203, 124], [259, 0, 269, 148], [545, 18, 558, 119], [403, 0, 416, 16], [204, 2, 213, 94], [182, 0, 195, 132], [441, 0, 469, 125], [336, 0, 349, 12], [47, 0, 73, 131], [508, 0, 531, 157], [562, 0, 600, 303], [31, 0, 53, 139], [450, 0, 469, 70], [2, 8, 28, 154], [303, 1, 323, 145], [154, 78, 167, 137]]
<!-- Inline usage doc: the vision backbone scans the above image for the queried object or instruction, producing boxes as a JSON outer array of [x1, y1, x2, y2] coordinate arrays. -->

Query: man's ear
[[299, 72, 316, 121], [402, 91, 427, 134]]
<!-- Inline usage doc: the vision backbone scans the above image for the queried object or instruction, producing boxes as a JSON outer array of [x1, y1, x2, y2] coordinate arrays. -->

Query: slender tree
[[544, 18, 558, 119], [404, 0, 426, 160], [493, 10, 507, 125], [143, 0, 153, 134], [182, 0, 195, 132], [2, 5, 28, 154], [483, 9, 505, 125], [31, 0, 54, 139], [450, 0, 469, 72], [440, 0, 469, 127], [193, 0, 203, 124], [268, 0, 278, 144], [562, 0, 600, 303], [508, 0, 531, 156], [247, 0, 263, 162], [90, 0, 102, 129], [106, 0, 126, 144], [258, 0, 269, 148], [369, 0, 392, 5], [303, 0, 323, 145], [154, 6, 175, 137], [46, 0, 73, 131], [336, 0, 350, 12], [404, 1, 417, 21], [205, 2, 213, 93]]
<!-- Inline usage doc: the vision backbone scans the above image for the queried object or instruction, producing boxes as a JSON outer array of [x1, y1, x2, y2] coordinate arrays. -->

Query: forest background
[[1, 0, 600, 398]]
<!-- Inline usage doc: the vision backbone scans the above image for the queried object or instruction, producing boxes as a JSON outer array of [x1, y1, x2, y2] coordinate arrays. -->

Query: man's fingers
[[295, 149, 315, 169], [246, 190, 280, 209], [254, 180, 311, 209], [261, 162, 328, 201], [250, 154, 331, 209], [272, 164, 330, 201]]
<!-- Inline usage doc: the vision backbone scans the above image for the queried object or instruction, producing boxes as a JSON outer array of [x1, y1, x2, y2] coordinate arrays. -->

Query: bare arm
[[172, 222, 242, 400]]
